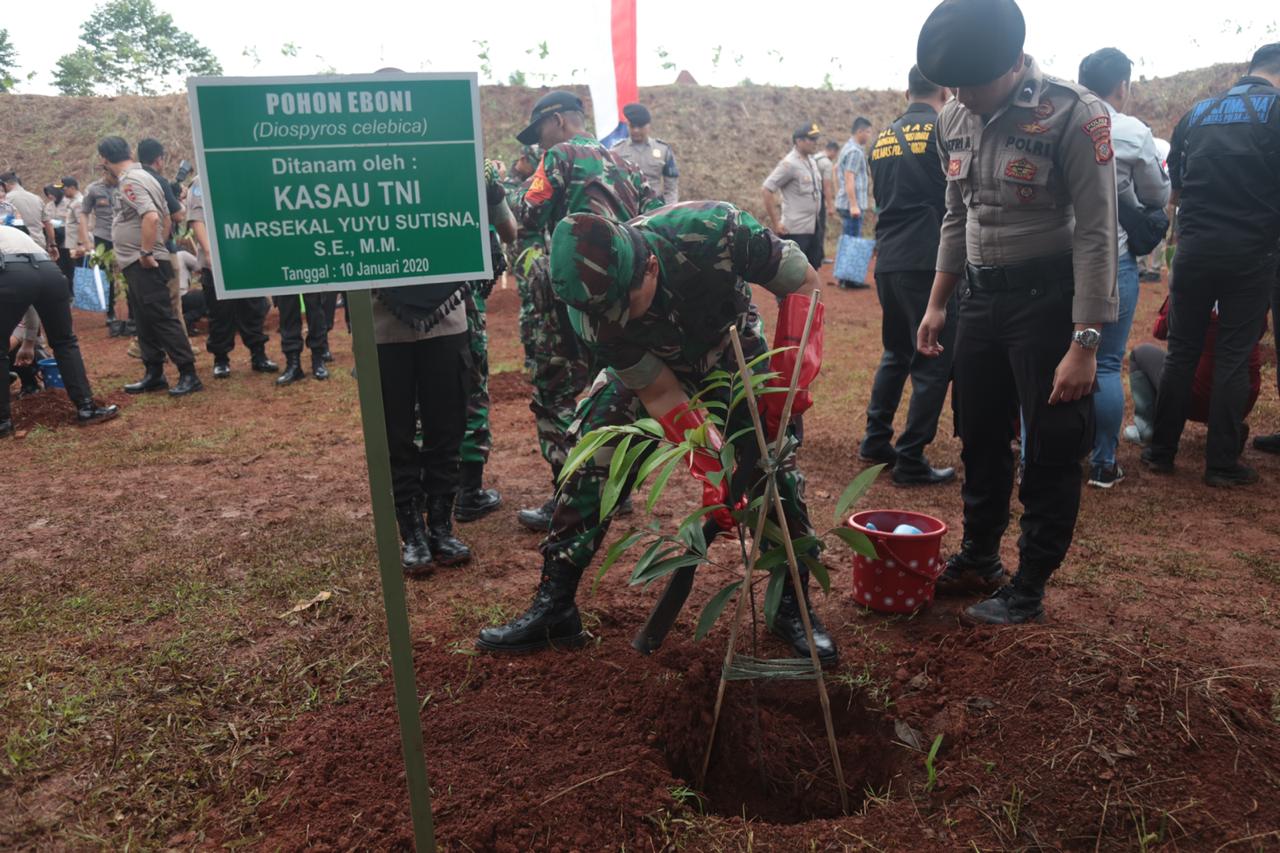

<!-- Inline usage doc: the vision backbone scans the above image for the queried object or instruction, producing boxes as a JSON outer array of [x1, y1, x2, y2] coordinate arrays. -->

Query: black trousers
[[202, 268, 269, 359], [378, 331, 471, 508], [862, 270, 956, 470], [1271, 264, 1280, 400], [122, 259, 195, 372], [0, 259, 95, 420], [274, 292, 330, 357], [1151, 251, 1276, 471], [952, 267, 1093, 581], [788, 232, 825, 271], [93, 237, 115, 317]]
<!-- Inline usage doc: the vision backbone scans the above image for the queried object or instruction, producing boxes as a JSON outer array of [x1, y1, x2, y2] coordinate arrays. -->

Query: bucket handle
[[864, 536, 944, 583]]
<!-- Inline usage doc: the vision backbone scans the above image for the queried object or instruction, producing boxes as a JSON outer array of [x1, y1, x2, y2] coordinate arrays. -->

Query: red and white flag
[[587, 0, 638, 147]]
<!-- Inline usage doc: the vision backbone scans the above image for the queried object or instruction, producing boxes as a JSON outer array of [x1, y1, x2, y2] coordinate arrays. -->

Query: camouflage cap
[[520, 144, 541, 163], [550, 213, 648, 328]]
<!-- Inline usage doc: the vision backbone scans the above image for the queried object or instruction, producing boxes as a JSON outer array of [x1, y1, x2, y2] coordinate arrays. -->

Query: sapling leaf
[[593, 530, 648, 593], [833, 463, 887, 527], [727, 426, 759, 445], [559, 429, 611, 485], [831, 526, 879, 558], [633, 417, 664, 437], [718, 439, 736, 476], [601, 435, 635, 519], [764, 567, 786, 629], [694, 580, 743, 641], [753, 547, 790, 572], [634, 552, 706, 586], [634, 444, 685, 489], [630, 541, 680, 584], [646, 454, 684, 512], [677, 507, 716, 555], [803, 555, 831, 594]]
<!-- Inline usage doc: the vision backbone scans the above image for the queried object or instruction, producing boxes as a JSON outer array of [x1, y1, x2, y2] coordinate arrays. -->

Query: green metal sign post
[[188, 72, 492, 852]]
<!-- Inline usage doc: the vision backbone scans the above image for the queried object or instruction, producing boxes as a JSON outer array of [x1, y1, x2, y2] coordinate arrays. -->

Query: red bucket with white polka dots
[[846, 510, 948, 614]]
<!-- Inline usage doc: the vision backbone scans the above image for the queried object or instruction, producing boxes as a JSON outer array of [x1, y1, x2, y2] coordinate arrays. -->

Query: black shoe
[[1087, 463, 1125, 489], [250, 353, 280, 373], [311, 352, 329, 381], [76, 402, 119, 426], [212, 359, 231, 379], [839, 279, 870, 290], [425, 495, 472, 566], [276, 357, 306, 386], [0, 419, 12, 438], [321, 349, 335, 364], [517, 496, 557, 532], [892, 464, 956, 486], [1140, 448, 1175, 474], [454, 462, 502, 522], [396, 503, 432, 572], [771, 579, 838, 664], [124, 367, 169, 394], [476, 564, 587, 653], [858, 445, 897, 468], [963, 584, 1045, 625], [169, 371, 204, 397], [934, 544, 1004, 597], [1204, 464, 1259, 488], [1253, 432, 1280, 455]]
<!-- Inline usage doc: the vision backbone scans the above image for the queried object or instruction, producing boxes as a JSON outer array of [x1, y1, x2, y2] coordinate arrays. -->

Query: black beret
[[517, 91, 585, 145], [622, 103, 651, 126], [917, 0, 1026, 88]]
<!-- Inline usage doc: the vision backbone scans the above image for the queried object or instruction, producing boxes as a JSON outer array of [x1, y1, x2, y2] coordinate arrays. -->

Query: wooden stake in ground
[[697, 292, 849, 814]]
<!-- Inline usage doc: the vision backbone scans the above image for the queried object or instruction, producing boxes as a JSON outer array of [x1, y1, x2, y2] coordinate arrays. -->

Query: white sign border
[[186, 71, 493, 300]]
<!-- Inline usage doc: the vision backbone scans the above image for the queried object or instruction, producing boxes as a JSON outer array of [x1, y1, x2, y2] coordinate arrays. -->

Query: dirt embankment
[[0, 61, 1244, 223]]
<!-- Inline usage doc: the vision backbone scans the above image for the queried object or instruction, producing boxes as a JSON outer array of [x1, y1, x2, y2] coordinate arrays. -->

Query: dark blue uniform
[[1150, 76, 1280, 474]]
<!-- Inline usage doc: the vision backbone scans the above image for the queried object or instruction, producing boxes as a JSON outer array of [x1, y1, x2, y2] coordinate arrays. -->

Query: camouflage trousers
[[460, 290, 491, 466], [520, 253, 592, 484], [540, 339, 816, 578]]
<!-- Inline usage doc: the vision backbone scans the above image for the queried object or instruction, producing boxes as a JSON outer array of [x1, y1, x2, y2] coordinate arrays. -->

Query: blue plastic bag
[[72, 261, 108, 312], [834, 235, 876, 285]]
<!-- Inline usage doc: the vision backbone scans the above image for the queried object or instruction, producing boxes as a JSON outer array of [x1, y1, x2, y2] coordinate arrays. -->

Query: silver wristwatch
[[1072, 328, 1102, 350]]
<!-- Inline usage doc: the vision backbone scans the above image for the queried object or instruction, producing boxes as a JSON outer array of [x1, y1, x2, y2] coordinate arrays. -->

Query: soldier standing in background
[[915, 0, 1118, 625], [610, 103, 680, 205], [186, 176, 278, 379], [510, 90, 662, 532]]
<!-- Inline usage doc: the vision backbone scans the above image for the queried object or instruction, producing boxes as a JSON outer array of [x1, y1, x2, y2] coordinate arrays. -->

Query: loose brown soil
[[4, 267, 1279, 851]]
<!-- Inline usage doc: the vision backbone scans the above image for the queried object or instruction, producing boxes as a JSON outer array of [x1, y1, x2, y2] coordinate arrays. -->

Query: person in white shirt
[[1077, 47, 1171, 489]]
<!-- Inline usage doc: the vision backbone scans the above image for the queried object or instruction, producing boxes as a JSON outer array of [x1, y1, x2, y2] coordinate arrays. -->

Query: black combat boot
[[424, 494, 472, 566], [76, 400, 119, 426], [276, 355, 306, 386], [311, 350, 329, 381], [454, 461, 502, 522], [934, 540, 1004, 596], [517, 494, 557, 532], [476, 561, 588, 653], [963, 572, 1046, 625], [212, 358, 231, 379], [169, 368, 204, 397], [396, 503, 432, 572], [250, 351, 280, 373], [124, 364, 169, 394], [771, 572, 838, 664], [0, 419, 12, 438]]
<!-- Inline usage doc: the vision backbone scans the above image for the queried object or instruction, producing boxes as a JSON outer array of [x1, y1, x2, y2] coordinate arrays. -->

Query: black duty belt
[[965, 252, 1072, 292], [0, 251, 51, 271]]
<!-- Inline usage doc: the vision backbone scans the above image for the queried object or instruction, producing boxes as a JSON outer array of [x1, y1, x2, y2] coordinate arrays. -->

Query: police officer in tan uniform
[[914, 0, 1118, 624], [610, 103, 679, 205]]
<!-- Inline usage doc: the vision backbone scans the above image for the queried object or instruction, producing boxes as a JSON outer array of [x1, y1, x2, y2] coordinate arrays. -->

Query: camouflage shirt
[[518, 133, 662, 234], [557, 201, 811, 391], [503, 172, 546, 256]]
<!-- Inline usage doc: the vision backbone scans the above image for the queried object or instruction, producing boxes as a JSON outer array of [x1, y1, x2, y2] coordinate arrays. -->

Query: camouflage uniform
[[459, 288, 491, 465], [543, 201, 816, 575], [515, 134, 664, 483]]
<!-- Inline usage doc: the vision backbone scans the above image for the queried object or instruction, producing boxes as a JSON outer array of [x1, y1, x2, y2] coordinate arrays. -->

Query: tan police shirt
[[935, 55, 1119, 325], [610, 136, 679, 204], [763, 148, 824, 235], [6, 185, 50, 246], [111, 164, 171, 267], [185, 177, 211, 269]]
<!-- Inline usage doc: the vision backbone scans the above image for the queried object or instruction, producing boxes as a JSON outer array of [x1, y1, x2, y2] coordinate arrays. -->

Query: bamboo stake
[[697, 293, 848, 814]]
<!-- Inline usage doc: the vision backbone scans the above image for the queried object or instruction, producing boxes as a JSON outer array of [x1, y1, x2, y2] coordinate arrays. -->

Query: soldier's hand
[[917, 307, 947, 357], [1049, 346, 1097, 405]]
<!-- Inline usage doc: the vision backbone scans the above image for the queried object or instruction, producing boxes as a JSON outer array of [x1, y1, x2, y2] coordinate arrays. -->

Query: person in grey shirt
[[610, 103, 679, 204], [0, 173, 57, 260], [762, 123, 826, 269], [834, 117, 874, 288]]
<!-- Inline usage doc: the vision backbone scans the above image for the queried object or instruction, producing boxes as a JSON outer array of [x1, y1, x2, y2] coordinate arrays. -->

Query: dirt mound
[[0, 62, 1244, 227], [6, 384, 131, 434]]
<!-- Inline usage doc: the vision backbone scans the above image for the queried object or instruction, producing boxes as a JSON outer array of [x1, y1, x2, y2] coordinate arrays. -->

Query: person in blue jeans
[[834, 117, 873, 289], [1077, 48, 1170, 488]]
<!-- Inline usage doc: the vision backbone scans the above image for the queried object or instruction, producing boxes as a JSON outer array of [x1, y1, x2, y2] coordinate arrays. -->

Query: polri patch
[[1034, 98, 1055, 119], [948, 158, 963, 176], [1094, 139, 1114, 164], [1004, 158, 1037, 181], [1018, 121, 1051, 135], [1015, 185, 1037, 203], [1082, 115, 1111, 140]]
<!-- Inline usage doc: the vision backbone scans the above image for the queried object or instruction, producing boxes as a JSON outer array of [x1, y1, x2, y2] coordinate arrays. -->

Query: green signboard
[[187, 72, 490, 299]]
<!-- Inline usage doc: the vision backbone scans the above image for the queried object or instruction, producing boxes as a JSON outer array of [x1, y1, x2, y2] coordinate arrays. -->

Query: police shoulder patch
[[526, 161, 553, 205], [1082, 115, 1111, 140], [1094, 139, 1114, 164], [948, 158, 963, 176]]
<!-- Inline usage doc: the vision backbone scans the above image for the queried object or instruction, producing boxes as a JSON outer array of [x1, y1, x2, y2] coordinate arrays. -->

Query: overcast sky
[[4, 0, 1276, 96]]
